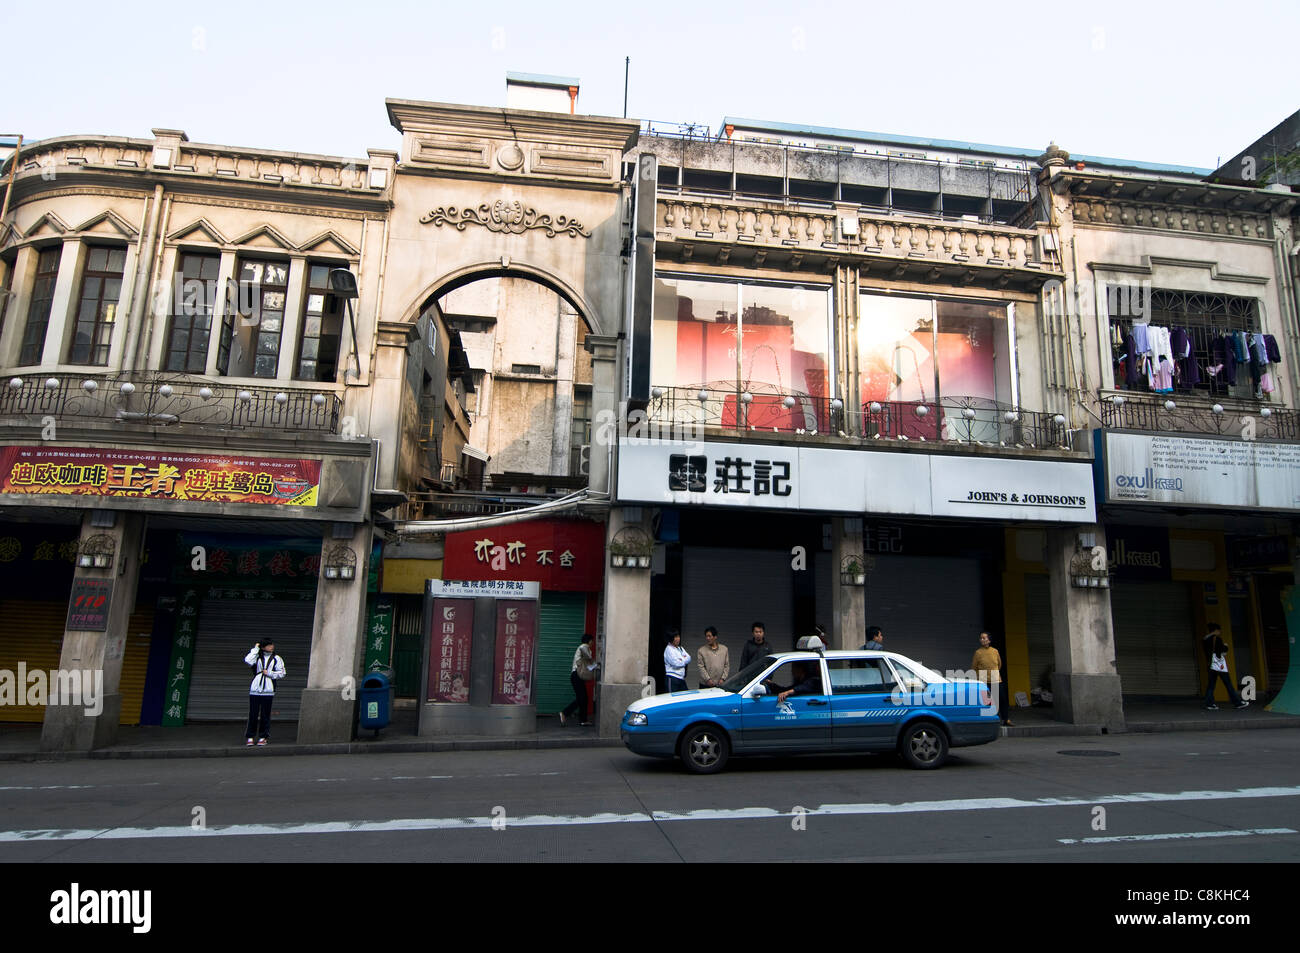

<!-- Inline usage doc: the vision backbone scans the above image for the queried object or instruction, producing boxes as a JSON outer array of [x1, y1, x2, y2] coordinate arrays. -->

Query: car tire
[[678, 724, 730, 774], [898, 720, 948, 769]]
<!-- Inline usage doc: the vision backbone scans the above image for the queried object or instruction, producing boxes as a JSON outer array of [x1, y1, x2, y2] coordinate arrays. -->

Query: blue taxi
[[621, 643, 1000, 773]]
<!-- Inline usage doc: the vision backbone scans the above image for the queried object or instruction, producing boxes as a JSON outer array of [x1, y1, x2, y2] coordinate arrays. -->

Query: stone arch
[[398, 260, 606, 335]]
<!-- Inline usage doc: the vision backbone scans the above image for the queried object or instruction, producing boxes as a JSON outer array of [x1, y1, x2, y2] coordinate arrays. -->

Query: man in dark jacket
[[739, 621, 773, 670], [1202, 623, 1248, 711]]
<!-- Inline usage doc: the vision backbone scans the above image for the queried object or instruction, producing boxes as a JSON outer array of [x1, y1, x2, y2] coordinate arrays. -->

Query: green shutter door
[[536, 592, 587, 714], [392, 596, 423, 698]]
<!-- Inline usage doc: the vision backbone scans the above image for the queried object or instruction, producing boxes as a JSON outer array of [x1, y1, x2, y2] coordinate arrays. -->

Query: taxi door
[[739, 658, 833, 753], [826, 657, 906, 751]]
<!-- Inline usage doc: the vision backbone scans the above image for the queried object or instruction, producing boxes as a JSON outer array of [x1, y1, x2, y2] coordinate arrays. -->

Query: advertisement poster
[[0, 446, 321, 506], [428, 597, 473, 703], [66, 578, 113, 631], [491, 600, 537, 706]]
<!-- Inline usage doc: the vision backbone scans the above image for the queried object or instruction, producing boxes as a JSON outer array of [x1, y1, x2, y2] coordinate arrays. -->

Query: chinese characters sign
[[67, 578, 113, 631], [0, 446, 321, 506], [364, 598, 395, 673], [443, 519, 604, 591], [172, 534, 321, 590], [428, 598, 473, 704], [162, 589, 201, 726], [669, 453, 792, 496], [492, 601, 537, 706]]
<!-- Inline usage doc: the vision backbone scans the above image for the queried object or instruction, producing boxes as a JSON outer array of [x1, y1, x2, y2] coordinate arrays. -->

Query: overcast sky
[[3, 0, 1296, 171]]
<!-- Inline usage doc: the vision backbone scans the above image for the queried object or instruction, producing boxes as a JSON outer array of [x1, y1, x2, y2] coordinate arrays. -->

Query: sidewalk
[[2, 697, 1297, 762]]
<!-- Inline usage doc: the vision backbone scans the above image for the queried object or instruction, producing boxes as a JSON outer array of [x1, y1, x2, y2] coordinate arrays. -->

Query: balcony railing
[[1, 373, 342, 434], [645, 385, 1074, 450], [1098, 393, 1300, 442]]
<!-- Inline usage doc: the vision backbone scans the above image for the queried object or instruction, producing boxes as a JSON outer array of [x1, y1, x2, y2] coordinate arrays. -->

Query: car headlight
[[625, 712, 648, 727]]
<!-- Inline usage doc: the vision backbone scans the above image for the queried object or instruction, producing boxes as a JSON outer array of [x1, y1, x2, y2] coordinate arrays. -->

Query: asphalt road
[[2, 729, 1298, 864]]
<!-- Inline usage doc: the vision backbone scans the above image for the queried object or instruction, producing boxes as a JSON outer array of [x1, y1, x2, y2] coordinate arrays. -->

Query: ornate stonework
[[419, 200, 591, 237]]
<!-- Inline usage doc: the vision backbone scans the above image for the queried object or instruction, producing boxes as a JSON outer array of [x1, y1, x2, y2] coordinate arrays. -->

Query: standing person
[[1202, 623, 1248, 711], [971, 631, 1013, 726], [739, 621, 773, 669], [243, 640, 285, 746], [582, 636, 600, 725], [664, 630, 691, 693], [561, 634, 596, 726], [862, 625, 885, 650], [696, 626, 730, 689]]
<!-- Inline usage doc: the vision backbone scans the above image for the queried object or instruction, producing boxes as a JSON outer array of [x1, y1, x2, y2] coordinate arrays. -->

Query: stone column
[[597, 507, 651, 737], [831, 517, 865, 650], [583, 333, 619, 495], [0, 244, 38, 365], [41, 509, 145, 752], [39, 237, 86, 367], [297, 523, 374, 744], [1046, 524, 1125, 729]]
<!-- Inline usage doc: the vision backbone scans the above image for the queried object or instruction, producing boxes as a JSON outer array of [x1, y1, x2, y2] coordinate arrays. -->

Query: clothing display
[[1111, 318, 1281, 398]]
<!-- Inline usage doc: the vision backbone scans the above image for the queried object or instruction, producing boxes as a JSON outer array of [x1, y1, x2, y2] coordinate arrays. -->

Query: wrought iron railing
[[1098, 393, 1300, 442], [645, 385, 1074, 449], [0, 373, 342, 434]]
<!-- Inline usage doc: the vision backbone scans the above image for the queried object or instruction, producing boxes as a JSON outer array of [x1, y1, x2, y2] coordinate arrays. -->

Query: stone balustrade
[[1072, 198, 1271, 239]]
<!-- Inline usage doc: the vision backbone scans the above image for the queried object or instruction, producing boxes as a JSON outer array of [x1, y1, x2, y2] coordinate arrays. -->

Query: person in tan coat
[[697, 626, 730, 688], [971, 631, 1013, 726]]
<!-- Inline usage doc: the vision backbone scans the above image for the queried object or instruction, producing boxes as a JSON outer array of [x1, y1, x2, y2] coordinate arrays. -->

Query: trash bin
[[359, 671, 394, 735]]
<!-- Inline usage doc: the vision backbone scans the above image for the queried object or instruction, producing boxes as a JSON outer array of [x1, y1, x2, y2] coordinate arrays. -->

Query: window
[[0, 257, 12, 346], [68, 245, 127, 365], [19, 247, 61, 365], [570, 388, 592, 477], [231, 258, 289, 378], [295, 263, 346, 382], [761, 660, 825, 696], [164, 253, 220, 372], [652, 275, 832, 431], [827, 658, 894, 693]]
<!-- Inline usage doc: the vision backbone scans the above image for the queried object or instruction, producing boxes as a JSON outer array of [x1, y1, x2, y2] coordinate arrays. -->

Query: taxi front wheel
[[899, 721, 948, 769], [679, 724, 730, 774]]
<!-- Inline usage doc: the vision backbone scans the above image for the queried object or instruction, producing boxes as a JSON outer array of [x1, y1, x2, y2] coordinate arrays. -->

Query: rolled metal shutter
[[1025, 574, 1055, 692], [683, 547, 794, 674], [863, 555, 984, 675], [0, 599, 153, 725], [1110, 581, 1198, 695], [535, 592, 587, 714], [186, 596, 315, 721]]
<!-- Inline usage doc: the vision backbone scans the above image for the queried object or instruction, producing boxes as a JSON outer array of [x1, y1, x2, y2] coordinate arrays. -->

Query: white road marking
[[1060, 828, 1296, 845], [0, 783, 161, 792], [2, 785, 1297, 844]]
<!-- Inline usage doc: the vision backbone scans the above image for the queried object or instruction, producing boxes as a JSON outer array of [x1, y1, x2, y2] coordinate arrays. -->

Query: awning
[[461, 444, 489, 462]]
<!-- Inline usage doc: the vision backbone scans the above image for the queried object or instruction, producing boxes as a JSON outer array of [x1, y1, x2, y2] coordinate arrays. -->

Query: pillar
[[831, 516, 865, 650], [597, 507, 651, 737], [40, 509, 145, 752], [1046, 524, 1125, 729]]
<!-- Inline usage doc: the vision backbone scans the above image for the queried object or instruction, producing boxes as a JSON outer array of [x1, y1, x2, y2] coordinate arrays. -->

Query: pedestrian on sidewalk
[[1202, 623, 1248, 711], [244, 641, 285, 746], [561, 634, 596, 726], [971, 631, 1013, 726], [697, 626, 730, 689], [739, 621, 773, 669], [664, 630, 691, 693]]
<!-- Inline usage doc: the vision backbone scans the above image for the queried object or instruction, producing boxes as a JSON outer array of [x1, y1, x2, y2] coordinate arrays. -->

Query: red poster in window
[[492, 600, 537, 705], [428, 598, 474, 703]]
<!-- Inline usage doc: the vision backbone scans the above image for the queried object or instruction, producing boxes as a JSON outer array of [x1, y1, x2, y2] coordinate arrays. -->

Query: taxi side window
[[764, 661, 825, 695], [827, 658, 894, 694]]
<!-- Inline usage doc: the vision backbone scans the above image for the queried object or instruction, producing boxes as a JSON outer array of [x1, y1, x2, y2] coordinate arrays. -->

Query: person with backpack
[[1202, 623, 1248, 711], [244, 640, 286, 746]]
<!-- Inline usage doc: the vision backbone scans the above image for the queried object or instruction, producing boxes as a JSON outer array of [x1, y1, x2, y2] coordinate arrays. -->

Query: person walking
[[1202, 623, 1248, 711], [561, 634, 597, 726], [971, 631, 1013, 726], [664, 630, 691, 693], [244, 640, 285, 746], [739, 621, 773, 669], [696, 626, 730, 689]]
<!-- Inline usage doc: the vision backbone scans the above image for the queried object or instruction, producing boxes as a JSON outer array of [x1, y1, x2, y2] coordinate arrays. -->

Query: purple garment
[[1124, 333, 1140, 387], [1263, 334, 1281, 364], [1212, 335, 1237, 386]]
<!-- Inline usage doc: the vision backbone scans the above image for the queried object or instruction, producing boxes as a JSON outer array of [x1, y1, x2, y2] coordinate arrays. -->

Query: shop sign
[[443, 520, 604, 591], [364, 598, 395, 673], [492, 601, 537, 705], [619, 439, 1097, 523], [162, 589, 201, 726], [172, 535, 321, 589], [67, 578, 113, 631], [428, 598, 473, 703], [1101, 432, 1300, 511], [1228, 535, 1292, 568], [0, 446, 321, 506], [427, 579, 539, 599], [1107, 528, 1171, 581]]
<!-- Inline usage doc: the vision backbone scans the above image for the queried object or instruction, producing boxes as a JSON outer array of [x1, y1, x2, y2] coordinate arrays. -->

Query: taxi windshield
[[720, 657, 777, 694]]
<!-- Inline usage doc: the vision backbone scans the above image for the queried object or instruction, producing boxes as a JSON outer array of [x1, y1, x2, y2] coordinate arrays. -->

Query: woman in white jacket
[[663, 631, 691, 693], [244, 641, 285, 746]]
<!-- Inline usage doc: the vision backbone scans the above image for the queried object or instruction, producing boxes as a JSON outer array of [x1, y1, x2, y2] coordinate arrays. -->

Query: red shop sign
[[443, 519, 604, 592], [428, 598, 474, 703]]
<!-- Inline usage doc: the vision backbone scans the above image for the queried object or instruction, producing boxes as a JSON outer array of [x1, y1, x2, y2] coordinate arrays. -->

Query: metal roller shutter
[[186, 597, 315, 721], [1110, 581, 1198, 695], [863, 555, 984, 675], [683, 547, 794, 678], [0, 599, 153, 725], [535, 592, 587, 714], [1025, 574, 1055, 692]]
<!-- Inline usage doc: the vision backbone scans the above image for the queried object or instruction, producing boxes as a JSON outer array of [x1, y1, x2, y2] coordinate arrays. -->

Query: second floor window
[[19, 247, 61, 365], [68, 246, 127, 365], [295, 263, 346, 382], [164, 253, 220, 372], [223, 259, 289, 378]]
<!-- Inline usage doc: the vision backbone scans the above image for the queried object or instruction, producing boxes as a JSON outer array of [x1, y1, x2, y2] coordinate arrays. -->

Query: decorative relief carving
[[420, 200, 591, 238]]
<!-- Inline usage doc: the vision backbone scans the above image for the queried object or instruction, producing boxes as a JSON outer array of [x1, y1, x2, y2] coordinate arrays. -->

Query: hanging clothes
[[1131, 322, 1152, 355], [1260, 371, 1276, 394], [1211, 335, 1237, 386], [1232, 331, 1249, 363], [1263, 334, 1282, 364], [1124, 332, 1141, 387], [1250, 333, 1269, 365]]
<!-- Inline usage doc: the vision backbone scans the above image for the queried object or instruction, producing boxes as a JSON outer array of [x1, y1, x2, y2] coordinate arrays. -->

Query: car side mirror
[[749, 685, 768, 699]]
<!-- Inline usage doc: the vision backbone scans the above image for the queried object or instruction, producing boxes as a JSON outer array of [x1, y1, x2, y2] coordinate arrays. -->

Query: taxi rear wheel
[[679, 724, 730, 774], [899, 721, 948, 769]]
